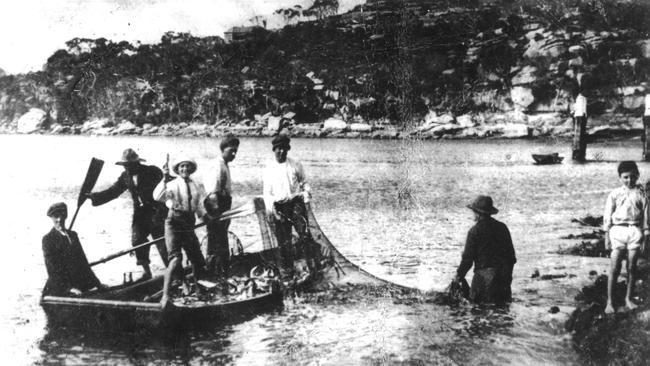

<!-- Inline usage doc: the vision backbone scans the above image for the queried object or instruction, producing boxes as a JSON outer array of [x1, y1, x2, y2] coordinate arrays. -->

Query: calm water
[[1, 134, 644, 365]]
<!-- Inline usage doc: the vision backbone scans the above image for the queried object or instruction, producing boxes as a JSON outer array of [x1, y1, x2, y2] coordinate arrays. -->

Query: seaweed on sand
[[566, 263, 650, 365], [559, 216, 608, 257]]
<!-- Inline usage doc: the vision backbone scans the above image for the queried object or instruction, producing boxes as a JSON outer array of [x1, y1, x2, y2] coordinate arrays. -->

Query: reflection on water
[[1, 134, 642, 365]]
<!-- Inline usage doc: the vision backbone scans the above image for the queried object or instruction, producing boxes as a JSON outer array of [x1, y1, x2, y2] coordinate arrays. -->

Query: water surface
[[1, 134, 642, 365]]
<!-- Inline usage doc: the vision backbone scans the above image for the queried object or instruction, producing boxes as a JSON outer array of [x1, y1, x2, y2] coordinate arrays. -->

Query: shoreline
[[2, 113, 645, 141]]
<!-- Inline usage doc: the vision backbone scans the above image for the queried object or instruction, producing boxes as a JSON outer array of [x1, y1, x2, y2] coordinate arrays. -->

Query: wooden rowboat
[[41, 197, 283, 332], [532, 153, 563, 165], [41, 196, 413, 331], [41, 275, 282, 331]]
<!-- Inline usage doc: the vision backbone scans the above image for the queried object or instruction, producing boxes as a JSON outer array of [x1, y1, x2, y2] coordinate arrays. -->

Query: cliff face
[[1, 0, 649, 138]]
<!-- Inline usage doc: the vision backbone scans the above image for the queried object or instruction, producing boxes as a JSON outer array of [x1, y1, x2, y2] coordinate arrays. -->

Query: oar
[[89, 202, 255, 267], [69, 157, 104, 231]]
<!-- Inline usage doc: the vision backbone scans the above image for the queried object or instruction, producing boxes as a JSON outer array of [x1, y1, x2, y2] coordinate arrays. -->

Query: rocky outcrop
[[16, 108, 48, 133], [1, 0, 650, 140]]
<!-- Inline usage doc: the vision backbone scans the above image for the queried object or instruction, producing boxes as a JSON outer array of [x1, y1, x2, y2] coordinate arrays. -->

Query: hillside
[[1, 0, 650, 138]]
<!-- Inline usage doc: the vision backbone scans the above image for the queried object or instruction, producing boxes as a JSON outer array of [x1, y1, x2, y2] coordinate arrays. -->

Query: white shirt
[[603, 185, 649, 232], [153, 176, 207, 217], [262, 157, 310, 211], [204, 156, 232, 196]]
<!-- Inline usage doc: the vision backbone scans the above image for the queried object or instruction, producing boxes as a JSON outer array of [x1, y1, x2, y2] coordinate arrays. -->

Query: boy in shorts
[[603, 161, 649, 314]]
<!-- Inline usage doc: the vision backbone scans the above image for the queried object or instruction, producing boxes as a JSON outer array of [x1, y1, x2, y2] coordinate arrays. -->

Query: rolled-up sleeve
[[295, 160, 310, 193], [153, 179, 167, 202], [603, 192, 615, 232]]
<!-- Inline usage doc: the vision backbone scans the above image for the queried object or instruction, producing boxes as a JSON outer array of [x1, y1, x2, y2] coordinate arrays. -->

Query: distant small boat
[[532, 153, 564, 165]]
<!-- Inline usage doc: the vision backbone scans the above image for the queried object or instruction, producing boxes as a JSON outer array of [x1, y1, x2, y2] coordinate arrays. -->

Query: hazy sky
[[0, 0, 362, 75]]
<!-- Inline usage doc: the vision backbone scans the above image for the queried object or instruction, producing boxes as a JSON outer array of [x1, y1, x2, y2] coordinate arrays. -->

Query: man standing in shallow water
[[88, 148, 168, 281], [453, 195, 516, 304]]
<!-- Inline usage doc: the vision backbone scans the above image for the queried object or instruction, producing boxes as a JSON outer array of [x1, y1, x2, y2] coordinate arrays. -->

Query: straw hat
[[172, 157, 197, 175]]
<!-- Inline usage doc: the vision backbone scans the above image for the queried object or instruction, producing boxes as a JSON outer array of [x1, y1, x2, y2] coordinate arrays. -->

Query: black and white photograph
[[2, 0, 650, 364]]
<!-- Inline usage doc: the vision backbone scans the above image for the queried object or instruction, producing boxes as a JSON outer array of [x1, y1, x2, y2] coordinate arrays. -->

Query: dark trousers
[[273, 197, 318, 269], [164, 212, 206, 279], [207, 218, 231, 275], [206, 194, 232, 276], [470, 265, 513, 304], [132, 208, 168, 266]]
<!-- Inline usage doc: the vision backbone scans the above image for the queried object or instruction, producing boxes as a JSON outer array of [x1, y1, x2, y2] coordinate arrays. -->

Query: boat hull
[[41, 285, 283, 331], [532, 154, 563, 165]]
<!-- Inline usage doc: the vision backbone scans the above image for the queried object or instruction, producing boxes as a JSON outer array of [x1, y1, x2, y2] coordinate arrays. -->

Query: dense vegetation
[[1, 0, 650, 130]]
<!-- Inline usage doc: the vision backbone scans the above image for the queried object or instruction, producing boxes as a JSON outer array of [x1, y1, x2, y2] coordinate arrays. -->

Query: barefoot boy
[[603, 161, 649, 313]]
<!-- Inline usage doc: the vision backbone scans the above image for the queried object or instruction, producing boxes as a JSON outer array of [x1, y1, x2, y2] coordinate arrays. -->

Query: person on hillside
[[262, 134, 318, 272], [42, 202, 105, 296], [453, 195, 516, 304], [603, 161, 649, 314], [88, 148, 168, 281], [204, 134, 240, 277], [153, 156, 209, 307]]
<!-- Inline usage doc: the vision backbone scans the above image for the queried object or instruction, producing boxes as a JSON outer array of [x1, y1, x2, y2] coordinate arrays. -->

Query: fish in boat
[[41, 197, 416, 331]]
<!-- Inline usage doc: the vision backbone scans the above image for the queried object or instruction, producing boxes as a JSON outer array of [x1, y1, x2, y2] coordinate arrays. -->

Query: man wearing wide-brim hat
[[88, 148, 169, 281], [453, 195, 517, 304]]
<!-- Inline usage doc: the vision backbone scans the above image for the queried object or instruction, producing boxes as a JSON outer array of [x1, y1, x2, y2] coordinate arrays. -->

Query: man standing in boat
[[262, 134, 318, 273], [88, 148, 168, 281], [42, 202, 105, 296], [453, 195, 516, 304], [204, 134, 240, 277], [153, 156, 209, 307]]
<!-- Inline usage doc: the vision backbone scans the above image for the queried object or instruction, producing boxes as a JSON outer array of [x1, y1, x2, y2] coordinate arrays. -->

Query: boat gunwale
[[41, 289, 280, 311]]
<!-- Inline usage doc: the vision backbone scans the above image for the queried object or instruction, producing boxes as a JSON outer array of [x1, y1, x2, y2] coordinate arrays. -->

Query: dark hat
[[172, 156, 197, 175], [467, 195, 499, 215], [47, 202, 68, 217], [220, 134, 240, 151], [271, 134, 291, 150], [116, 148, 145, 165]]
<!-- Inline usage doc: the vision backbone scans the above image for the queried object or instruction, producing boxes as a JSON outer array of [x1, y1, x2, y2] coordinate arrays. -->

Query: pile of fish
[[172, 265, 281, 306]]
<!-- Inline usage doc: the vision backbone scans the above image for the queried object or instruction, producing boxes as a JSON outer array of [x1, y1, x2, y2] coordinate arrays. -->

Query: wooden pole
[[572, 94, 587, 162], [644, 94, 650, 161]]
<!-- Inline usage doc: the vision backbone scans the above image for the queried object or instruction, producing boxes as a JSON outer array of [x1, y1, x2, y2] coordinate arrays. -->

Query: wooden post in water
[[572, 93, 587, 162], [644, 94, 650, 161]]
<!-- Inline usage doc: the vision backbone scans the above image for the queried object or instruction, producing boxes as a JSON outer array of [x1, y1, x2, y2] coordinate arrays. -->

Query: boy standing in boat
[[153, 156, 209, 307], [453, 195, 516, 304], [262, 134, 318, 272], [42, 202, 105, 296], [88, 148, 168, 281], [603, 161, 649, 314], [204, 134, 239, 277]]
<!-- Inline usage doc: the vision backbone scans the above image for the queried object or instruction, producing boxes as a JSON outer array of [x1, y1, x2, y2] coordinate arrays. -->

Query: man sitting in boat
[[42, 202, 105, 296], [153, 156, 209, 307], [262, 134, 319, 273], [88, 148, 168, 281], [453, 196, 516, 304], [204, 134, 239, 277]]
